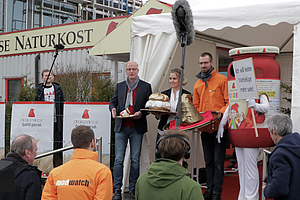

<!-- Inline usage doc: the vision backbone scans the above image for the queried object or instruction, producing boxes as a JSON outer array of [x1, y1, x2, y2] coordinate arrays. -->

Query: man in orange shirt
[[42, 125, 113, 200], [193, 52, 229, 200]]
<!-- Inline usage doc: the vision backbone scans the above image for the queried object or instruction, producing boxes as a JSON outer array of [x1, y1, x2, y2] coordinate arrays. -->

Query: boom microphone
[[54, 44, 65, 50], [43, 43, 64, 88], [171, 0, 194, 46]]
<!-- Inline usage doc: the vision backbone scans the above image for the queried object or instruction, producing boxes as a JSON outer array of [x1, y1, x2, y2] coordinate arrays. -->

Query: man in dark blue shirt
[[264, 114, 300, 200]]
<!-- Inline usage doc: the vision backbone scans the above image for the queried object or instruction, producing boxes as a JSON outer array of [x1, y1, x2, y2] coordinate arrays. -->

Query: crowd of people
[[1, 53, 300, 200]]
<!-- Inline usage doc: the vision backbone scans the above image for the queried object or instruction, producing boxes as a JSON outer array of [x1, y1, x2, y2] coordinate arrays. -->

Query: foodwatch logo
[[56, 179, 90, 187]]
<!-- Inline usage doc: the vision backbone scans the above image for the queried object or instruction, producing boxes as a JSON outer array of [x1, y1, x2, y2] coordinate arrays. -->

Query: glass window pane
[[8, 79, 22, 102], [7, 0, 26, 31], [0, 3, 3, 13], [34, 0, 42, 28], [0, 15, 3, 32]]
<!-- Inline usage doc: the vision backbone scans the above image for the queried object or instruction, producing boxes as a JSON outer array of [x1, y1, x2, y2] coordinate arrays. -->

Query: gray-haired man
[[0, 135, 41, 200], [263, 114, 300, 200]]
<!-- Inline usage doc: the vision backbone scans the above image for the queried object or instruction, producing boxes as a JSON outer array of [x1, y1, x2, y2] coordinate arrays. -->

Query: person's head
[[10, 135, 37, 165], [169, 68, 188, 90], [199, 52, 213, 74], [157, 130, 190, 162], [267, 114, 293, 144], [125, 61, 139, 83], [41, 69, 53, 85], [71, 125, 96, 151]]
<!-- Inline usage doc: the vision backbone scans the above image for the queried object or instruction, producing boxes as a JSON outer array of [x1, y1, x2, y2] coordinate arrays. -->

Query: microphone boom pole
[[44, 44, 65, 87], [172, 0, 194, 129], [175, 33, 187, 129]]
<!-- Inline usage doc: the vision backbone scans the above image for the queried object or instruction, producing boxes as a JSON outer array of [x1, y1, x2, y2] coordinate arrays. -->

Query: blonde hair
[[170, 68, 188, 86]]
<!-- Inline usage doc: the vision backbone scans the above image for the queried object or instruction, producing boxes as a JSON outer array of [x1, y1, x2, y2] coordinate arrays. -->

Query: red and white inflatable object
[[227, 46, 280, 148]]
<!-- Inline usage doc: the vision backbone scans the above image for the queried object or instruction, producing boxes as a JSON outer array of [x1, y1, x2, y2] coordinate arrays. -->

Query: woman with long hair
[[154, 68, 191, 149]]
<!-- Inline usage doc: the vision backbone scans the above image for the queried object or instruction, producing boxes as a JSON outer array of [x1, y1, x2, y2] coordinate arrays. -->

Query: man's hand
[[262, 185, 266, 192], [112, 108, 117, 119], [133, 111, 142, 119], [216, 111, 222, 119], [153, 112, 163, 119]]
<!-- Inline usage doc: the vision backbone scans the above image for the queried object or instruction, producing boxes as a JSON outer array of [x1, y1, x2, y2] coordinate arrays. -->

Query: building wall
[[1, 0, 142, 33], [0, 48, 114, 101], [1, 53, 36, 101], [0, 46, 130, 102], [0, 12, 130, 101]]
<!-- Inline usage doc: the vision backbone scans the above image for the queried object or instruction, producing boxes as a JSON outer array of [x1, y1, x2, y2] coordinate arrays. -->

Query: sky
[[143, 0, 286, 10]]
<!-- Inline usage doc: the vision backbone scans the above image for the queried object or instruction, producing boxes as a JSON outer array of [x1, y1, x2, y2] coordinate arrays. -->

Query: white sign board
[[11, 102, 54, 152], [232, 57, 259, 99], [63, 102, 111, 166], [0, 103, 5, 159]]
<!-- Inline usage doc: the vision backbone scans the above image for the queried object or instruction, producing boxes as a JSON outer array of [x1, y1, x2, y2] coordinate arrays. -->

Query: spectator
[[42, 125, 113, 200], [135, 130, 204, 200], [0, 135, 41, 200], [263, 114, 300, 200]]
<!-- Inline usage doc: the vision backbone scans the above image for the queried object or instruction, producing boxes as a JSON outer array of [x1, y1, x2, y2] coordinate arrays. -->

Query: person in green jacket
[[135, 130, 204, 200]]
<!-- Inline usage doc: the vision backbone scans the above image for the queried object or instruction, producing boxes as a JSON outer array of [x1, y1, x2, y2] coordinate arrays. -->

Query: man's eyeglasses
[[198, 61, 210, 65], [125, 68, 138, 71]]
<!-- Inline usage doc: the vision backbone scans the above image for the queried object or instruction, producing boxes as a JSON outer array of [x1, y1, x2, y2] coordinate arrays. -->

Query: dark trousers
[[201, 131, 227, 195], [53, 122, 63, 168]]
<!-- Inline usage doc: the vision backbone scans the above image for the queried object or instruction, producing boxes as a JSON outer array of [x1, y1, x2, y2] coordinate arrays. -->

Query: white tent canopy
[[132, 1, 300, 51], [131, 0, 300, 131]]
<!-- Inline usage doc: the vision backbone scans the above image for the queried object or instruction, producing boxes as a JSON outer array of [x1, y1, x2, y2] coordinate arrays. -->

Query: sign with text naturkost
[[232, 57, 258, 100]]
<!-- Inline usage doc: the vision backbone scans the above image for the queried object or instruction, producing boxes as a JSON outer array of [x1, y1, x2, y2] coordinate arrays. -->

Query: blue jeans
[[113, 127, 144, 191], [201, 131, 226, 195]]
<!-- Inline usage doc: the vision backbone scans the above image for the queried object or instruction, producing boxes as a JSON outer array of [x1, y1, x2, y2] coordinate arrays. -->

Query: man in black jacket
[[35, 69, 65, 167], [0, 135, 41, 200], [109, 61, 152, 199]]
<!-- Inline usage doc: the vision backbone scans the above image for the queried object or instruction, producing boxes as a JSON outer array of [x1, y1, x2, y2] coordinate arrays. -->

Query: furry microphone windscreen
[[171, 0, 194, 46]]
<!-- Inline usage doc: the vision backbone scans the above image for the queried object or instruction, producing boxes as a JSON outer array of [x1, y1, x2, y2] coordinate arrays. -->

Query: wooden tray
[[140, 109, 176, 115], [116, 115, 135, 119]]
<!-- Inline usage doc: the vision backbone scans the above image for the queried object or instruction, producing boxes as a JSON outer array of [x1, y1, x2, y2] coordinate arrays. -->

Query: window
[[6, 78, 23, 102], [0, 0, 4, 32], [7, 0, 27, 31], [93, 72, 111, 80], [42, 0, 79, 26]]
